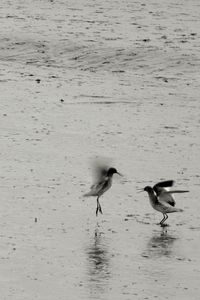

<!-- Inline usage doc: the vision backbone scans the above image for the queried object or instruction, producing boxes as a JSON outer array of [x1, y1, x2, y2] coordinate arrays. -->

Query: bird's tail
[[170, 207, 184, 213], [83, 191, 94, 197]]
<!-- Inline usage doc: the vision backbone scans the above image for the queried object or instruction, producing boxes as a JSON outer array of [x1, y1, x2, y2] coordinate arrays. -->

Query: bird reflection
[[146, 228, 178, 258], [85, 228, 111, 297]]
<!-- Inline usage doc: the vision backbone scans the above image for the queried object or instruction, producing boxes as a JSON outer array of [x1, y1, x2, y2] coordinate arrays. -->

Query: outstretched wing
[[153, 180, 174, 196], [158, 189, 189, 206], [154, 180, 189, 207], [158, 191, 176, 207], [165, 190, 189, 194]]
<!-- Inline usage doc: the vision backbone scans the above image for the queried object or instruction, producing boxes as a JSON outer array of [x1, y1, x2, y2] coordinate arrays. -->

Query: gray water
[[0, 0, 200, 299]]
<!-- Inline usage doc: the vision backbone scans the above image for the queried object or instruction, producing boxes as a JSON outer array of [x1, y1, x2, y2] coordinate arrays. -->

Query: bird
[[84, 165, 122, 216], [143, 180, 189, 226]]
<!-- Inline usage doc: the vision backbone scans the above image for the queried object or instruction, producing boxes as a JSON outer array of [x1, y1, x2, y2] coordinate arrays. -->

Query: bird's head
[[107, 167, 122, 177], [144, 186, 153, 193]]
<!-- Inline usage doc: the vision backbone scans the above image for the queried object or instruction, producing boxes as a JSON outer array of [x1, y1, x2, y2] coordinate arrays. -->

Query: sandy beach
[[0, 0, 200, 299]]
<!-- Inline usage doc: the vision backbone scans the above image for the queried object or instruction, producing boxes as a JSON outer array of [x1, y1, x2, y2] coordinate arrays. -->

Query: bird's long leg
[[160, 214, 168, 227], [160, 214, 168, 226], [96, 197, 99, 216], [96, 197, 103, 216], [164, 214, 168, 224], [160, 214, 166, 226], [97, 197, 103, 214]]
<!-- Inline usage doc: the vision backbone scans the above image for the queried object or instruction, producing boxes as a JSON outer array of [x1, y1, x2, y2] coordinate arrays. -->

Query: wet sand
[[0, 0, 200, 299]]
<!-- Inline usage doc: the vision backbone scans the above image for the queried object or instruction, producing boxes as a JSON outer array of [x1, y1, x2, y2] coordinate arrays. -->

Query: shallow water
[[0, 0, 200, 299]]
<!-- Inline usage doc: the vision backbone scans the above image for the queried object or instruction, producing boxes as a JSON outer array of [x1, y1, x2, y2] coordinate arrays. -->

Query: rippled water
[[0, 0, 200, 299]]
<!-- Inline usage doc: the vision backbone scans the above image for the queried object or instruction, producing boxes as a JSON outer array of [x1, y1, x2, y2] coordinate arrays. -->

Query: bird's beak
[[117, 172, 123, 177], [137, 188, 144, 193]]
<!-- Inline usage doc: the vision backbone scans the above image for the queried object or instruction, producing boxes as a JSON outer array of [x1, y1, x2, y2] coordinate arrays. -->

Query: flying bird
[[84, 164, 122, 216], [144, 180, 188, 226]]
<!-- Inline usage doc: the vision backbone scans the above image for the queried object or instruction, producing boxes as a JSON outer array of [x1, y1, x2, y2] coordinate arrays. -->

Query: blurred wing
[[90, 179, 110, 195], [91, 158, 111, 183], [93, 165, 108, 182], [153, 180, 174, 196]]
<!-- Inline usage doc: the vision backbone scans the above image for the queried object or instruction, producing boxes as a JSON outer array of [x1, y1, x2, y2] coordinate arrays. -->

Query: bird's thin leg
[[164, 214, 168, 223], [160, 214, 168, 227], [99, 205, 102, 214], [160, 214, 166, 226], [96, 197, 99, 216], [97, 197, 103, 214], [96, 197, 103, 216]]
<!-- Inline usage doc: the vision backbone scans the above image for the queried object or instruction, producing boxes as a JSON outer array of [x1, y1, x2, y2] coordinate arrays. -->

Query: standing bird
[[84, 166, 122, 216], [144, 180, 188, 226]]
